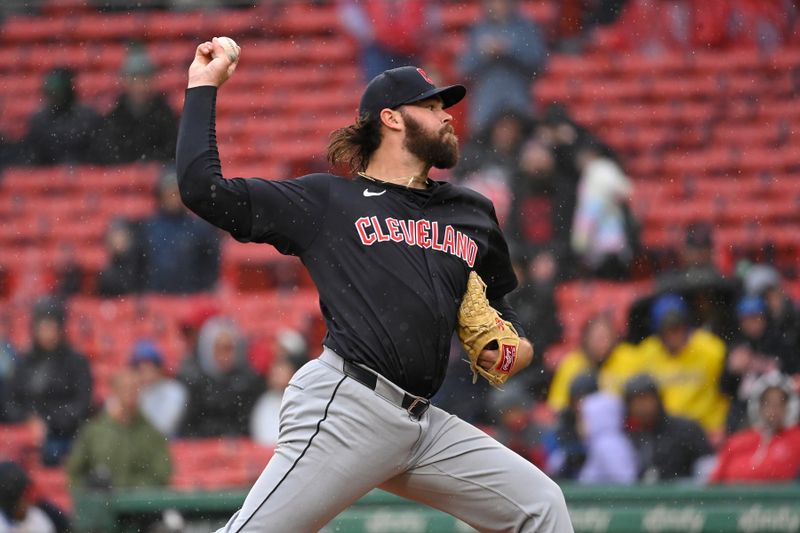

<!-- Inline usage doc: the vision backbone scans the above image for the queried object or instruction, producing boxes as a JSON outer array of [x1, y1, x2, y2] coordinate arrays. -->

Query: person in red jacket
[[338, 0, 436, 81], [710, 371, 800, 483]]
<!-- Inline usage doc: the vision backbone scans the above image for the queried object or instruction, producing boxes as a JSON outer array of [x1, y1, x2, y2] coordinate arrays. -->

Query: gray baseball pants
[[216, 347, 573, 533]]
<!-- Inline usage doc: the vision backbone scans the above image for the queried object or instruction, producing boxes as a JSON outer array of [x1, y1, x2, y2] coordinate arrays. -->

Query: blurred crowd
[[2, 0, 800, 528], [436, 262, 800, 482], [0, 262, 798, 507], [0, 42, 177, 170], [0, 295, 312, 532]]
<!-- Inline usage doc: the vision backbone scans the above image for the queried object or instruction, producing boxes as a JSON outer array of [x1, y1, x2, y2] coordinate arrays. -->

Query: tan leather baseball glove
[[457, 271, 522, 387]]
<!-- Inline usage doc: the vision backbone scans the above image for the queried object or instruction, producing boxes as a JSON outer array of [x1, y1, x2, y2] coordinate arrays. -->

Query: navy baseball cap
[[129, 339, 164, 367], [359, 66, 466, 119], [736, 295, 766, 318], [650, 293, 689, 332]]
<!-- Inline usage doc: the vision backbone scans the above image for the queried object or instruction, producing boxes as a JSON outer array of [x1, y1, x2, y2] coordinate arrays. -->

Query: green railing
[[73, 483, 800, 533]]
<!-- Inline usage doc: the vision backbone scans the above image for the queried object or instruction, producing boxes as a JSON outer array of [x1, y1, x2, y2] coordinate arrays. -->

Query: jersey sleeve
[[476, 203, 518, 300], [241, 174, 330, 255], [490, 296, 526, 339], [176, 86, 328, 256]]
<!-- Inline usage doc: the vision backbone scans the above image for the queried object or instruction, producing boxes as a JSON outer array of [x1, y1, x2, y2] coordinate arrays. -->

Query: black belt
[[343, 360, 430, 419]]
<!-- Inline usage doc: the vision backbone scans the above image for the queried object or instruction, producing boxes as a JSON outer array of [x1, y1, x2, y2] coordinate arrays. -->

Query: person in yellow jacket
[[637, 294, 729, 434], [548, 313, 647, 412]]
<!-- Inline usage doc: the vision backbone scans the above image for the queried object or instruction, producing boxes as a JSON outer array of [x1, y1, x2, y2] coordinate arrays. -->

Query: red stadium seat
[[170, 438, 273, 489], [0, 15, 68, 44], [30, 467, 71, 512], [0, 424, 40, 464]]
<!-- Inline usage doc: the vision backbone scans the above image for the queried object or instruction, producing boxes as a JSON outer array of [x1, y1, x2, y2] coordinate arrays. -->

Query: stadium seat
[[0, 424, 40, 464], [0, 15, 68, 44], [29, 467, 71, 512]]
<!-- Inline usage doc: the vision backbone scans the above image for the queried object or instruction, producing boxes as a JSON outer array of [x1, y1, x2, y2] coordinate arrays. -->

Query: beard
[[401, 111, 459, 169]]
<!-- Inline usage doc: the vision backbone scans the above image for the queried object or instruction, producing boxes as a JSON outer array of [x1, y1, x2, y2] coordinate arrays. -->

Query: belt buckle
[[407, 397, 429, 419]]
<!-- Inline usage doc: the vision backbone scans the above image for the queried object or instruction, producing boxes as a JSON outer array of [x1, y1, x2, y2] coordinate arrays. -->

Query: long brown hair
[[326, 114, 382, 173]]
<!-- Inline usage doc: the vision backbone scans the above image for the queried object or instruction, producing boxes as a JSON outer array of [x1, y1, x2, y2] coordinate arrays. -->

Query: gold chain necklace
[[357, 171, 429, 189]]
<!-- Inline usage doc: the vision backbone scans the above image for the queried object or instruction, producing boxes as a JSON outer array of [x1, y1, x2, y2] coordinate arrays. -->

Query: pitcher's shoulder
[[435, 180, 494, 212]]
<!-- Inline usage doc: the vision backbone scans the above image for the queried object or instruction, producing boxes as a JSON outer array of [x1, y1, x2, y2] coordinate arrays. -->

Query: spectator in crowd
[[657, 223, 724, 288], [251, 351, 306, 446], [595, 0, 695, 56], [544, 372, 597, 480], [506, 138, 574, 261], [570, 140, 634, 279], [181, 317, 264, 437], [0, 331, 15, 423], [507, 249, 561, 398], [577, 391, 638, 485], [487, 381, 546, 467], [722, 296, 784, 432], [723, 1, 791, 52], [140, 167, 220, 294], [559, 0, 627, 40], [0, 461, 70, 533], [0, 135, 10, 171], [710, 371, 800, 483], [20, 67, 102, 165], [176, 301, 219, 383], [270, 328, 308, 366], [655, 223, 736, 340], [338, 0, 437, 81], [5, 297, 93, 466], [623, 373, 712, 482], [548, 312, 641, 412], [680, 223, 718, 273], [535, 104, 589, 184], [637, 293, 729, 434], [456, 110, 531, 225], [96, 218, 144, 297], [457, 109, 530, 180], [459, 0, 547, 132], [743, 264, 800, 375], [53, 243, 83, 298], [129, 340, 188, 438], [93, 45, 177, 164], [67, 369, 171, 489], [249, 327, 309, 377], [592, 1, 791, 55]]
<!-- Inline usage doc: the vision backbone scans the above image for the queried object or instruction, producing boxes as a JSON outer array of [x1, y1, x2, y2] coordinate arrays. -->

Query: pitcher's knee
[[544, 479, 570, 519], [519, 478, 572, 532]]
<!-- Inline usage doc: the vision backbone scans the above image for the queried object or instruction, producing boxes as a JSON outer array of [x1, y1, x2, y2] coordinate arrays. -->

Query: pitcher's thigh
[[216, 436, 378, 533], [217, 367, 419, 533], [382, 420, 572, 533]]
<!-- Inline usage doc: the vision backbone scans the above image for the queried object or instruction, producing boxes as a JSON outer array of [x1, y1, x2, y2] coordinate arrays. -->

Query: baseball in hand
[[217, 36, 239, 63]]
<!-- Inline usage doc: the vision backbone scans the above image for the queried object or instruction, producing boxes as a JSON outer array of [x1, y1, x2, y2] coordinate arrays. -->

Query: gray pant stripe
[[232, 375, 347, 533]]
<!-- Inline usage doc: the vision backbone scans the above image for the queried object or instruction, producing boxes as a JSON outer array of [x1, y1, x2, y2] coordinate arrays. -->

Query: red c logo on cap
[[416, 68, 434, 85]]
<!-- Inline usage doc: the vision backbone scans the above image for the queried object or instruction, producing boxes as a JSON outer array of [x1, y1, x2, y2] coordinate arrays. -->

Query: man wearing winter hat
[[623, 373, 711, 482], [4, 297, 92, 466], [722, 295, 789, 432], [93, 43, 178, 164], [711, 371, 800, 483], [129, 340, 188, 438]]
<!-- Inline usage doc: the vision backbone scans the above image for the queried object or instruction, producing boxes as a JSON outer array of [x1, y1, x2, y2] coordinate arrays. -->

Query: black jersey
[[177, 87, 523, 397]]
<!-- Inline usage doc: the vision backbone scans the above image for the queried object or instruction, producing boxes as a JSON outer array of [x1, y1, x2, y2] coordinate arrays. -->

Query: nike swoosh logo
[[363, 189, 386, 197]]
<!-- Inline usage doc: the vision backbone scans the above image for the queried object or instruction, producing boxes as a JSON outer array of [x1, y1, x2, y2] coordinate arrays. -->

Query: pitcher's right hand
[[187, 37, 240, 89]]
